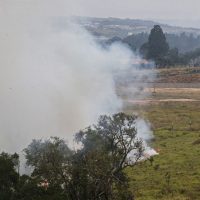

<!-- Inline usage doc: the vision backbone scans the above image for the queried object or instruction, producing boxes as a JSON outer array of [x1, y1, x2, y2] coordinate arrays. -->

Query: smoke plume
[[0, 0, 155, 159]]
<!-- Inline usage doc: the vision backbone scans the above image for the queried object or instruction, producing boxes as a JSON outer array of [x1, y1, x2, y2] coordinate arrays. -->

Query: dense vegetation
[[107, 26, 200, 67], [140, 25, 169, 67], [1, 68, 199, 200], [0, 113, 144, 200], [139, 26, 200, 67], [122, 32, 200, 54]]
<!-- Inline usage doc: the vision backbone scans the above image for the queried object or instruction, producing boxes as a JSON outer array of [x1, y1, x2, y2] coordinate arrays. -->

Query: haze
[[1, 0, 200, 28], [78, 0, 200, 28]]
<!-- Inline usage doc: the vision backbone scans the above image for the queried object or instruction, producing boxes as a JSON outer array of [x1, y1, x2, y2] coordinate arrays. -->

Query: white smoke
[[135, 119, 158, 157], [0, 0, 156, 159]]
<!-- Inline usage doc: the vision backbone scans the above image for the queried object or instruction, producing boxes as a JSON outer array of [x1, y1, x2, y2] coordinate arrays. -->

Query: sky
[[76, 0, 200, 28], [1, 0, 200, 28]]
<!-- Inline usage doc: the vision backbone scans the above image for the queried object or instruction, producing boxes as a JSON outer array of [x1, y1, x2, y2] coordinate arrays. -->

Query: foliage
[[24, 137, 72, 188], [0, 152, 19, 199], [122, 33, 149, 52], [110, 25, 200, 67], [180, 48, 200, 66], [122, 32, 200, 54], [5, 113, 143, 200], [138, 26, 200, 67], [14, 175, 67, 200], [74, 113, 144, 199], [147, 25, 169, 60], [140, 25, 169, 67]]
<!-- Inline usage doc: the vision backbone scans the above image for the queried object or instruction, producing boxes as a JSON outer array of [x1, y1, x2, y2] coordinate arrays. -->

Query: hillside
[[73, 17, 200, 39]]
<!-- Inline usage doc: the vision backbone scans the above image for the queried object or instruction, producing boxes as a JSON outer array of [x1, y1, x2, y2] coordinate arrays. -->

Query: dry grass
[[119, 67, 200, 200]]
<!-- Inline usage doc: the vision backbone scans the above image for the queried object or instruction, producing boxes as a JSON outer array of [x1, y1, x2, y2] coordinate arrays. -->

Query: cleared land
[[120, 67, 200, 200]]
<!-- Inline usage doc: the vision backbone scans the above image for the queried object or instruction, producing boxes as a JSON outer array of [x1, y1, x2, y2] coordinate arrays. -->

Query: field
[[121, 67, 200, 200]]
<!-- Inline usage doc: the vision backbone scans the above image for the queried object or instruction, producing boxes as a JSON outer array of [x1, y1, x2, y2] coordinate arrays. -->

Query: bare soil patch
[[126, 98, 200, 105]]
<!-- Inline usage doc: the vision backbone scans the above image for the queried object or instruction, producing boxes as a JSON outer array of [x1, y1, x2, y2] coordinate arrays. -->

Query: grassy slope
[[122, 67, 200, 200]]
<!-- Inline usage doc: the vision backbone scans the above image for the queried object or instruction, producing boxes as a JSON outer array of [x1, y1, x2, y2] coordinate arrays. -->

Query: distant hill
[[73, 16, 200, 39]]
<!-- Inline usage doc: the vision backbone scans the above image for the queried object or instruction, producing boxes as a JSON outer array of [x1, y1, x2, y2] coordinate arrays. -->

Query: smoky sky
[[77, 0, 200, 28], [79, 0, 200, 28], [1, 0, 200, 27], [77, 0, 199, 19]]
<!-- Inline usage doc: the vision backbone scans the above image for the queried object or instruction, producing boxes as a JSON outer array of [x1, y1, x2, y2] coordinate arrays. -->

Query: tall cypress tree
[[147, 25, 169, 61]]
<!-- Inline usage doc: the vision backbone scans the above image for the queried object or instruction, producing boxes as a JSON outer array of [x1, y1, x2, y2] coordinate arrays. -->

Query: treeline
[[0, 113, 144, 200], [107, 26, 200, 67], [122, 32, 200, 53]]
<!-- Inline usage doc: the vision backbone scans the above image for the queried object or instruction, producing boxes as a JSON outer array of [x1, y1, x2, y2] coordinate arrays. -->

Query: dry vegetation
[[156, 67, 200, 83], [120, 67, 200, 200]]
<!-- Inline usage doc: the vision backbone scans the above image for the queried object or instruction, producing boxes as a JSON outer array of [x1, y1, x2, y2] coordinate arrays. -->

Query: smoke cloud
[[0, 0, 155, 160]]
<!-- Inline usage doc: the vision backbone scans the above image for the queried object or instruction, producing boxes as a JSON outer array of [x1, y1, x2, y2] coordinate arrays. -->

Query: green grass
[[124, 99, 200, 199]]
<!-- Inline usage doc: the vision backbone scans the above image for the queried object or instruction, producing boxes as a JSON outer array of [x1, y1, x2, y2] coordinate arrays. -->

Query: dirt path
[[146, 88, 200, 93], [126, 98, 200, 105]]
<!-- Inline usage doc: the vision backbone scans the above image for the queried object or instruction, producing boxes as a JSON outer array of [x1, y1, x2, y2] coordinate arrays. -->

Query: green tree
[[147, 25, 169, 60], [74, 113, 144, 200], [24, 137, 72, 188], [140, 25, 169, 67], [23, 137, 73, 199], [0, 152, 19, 199], [14, 175, 67, 200], [23, 113, 144, 200]]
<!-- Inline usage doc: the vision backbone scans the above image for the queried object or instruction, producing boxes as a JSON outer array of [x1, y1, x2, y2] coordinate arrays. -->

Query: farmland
[[121, 67, 200, 200]]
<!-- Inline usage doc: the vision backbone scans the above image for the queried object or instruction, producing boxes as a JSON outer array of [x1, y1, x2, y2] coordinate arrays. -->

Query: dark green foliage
[[149, 48, 181, 67], [120, 29, 200, 67], [9, 113, 143, 200], [140, 42, 150, 58], [166, 48, 180, 65], [0, 113, 143, 199], [139, 27, 169, 67], [122, 32, 200, 54], [167, 33, 200, 53], [180, 47, 200, 66], [74, 113, 143, 199], [123, 33, 148, 51], [14, 175, 67, 200], [0, 152, 19, 200], [148, 25, 169, 59], [24, 137, 72, 188], [138, 26, 200, 67]]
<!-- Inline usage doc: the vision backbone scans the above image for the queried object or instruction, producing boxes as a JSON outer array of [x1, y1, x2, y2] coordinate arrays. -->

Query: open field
[[121, 67, 200, 200], [126, 87, 200, 105]]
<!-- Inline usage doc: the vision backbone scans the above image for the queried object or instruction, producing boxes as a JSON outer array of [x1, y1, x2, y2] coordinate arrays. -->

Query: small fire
[[39, 179, 49, 190], [143, 148, 159, 160]]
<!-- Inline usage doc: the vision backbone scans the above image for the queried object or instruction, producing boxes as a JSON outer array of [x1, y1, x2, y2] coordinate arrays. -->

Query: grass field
[[121, 67, 200, 200]]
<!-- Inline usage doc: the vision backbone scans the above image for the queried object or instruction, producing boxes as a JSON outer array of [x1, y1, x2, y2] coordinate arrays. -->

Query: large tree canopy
[[148, 25, 169, 59], [21, 113, 144, 200], [0, 113, 144, 200], [140, 25, 169, 66], [74, 113, 144, 199]]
